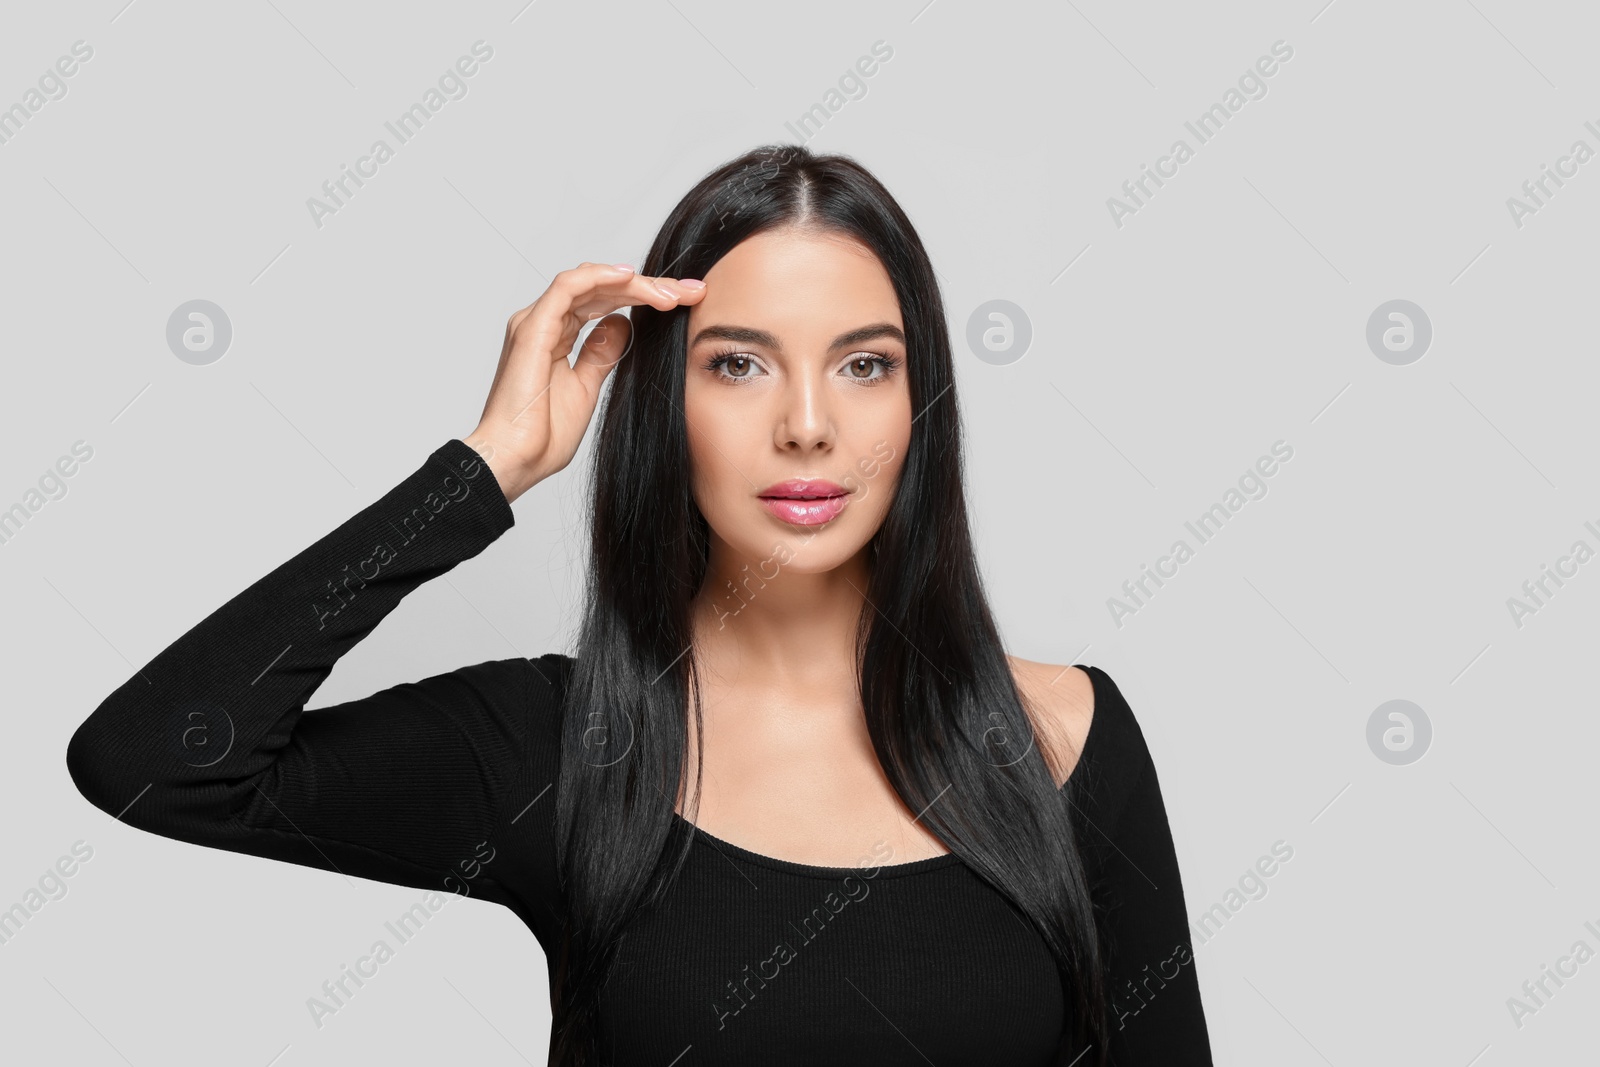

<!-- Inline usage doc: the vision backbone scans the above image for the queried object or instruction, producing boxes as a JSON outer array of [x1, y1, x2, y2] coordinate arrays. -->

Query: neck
[[690, 535, 873, 687]]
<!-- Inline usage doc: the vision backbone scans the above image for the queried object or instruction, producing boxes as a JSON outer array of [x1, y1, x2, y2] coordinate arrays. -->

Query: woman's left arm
[[1088, 749, 1215, 1065]]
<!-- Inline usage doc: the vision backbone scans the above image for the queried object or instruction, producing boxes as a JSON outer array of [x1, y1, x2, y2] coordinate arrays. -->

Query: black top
[[65, 438, 1213, 1066]]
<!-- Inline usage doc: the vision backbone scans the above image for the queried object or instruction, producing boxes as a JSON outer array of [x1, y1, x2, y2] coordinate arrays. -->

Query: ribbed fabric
[[65, 438, 1213, 1066]]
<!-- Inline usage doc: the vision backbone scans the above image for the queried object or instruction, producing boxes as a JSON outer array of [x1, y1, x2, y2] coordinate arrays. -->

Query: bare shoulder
[[1005, 656, 1095, 789]]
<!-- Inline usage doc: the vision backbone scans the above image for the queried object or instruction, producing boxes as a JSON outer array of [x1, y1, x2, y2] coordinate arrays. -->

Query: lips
[[757, 479, 851, 526]]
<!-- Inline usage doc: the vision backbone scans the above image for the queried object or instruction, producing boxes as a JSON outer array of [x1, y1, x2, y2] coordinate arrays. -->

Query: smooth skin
[[464, 232, 1093, 867]]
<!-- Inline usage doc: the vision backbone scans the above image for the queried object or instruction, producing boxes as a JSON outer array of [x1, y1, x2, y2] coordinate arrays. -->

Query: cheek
[[864, 403, 912, 487], [683, 389, 754, 507], [842, 429, 909, 512]]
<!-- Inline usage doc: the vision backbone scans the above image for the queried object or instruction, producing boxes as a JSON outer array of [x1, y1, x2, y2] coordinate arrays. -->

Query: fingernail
[[612, 263, 635, 272], [655, 283, 677, 299], [678, 278, 705, 289]]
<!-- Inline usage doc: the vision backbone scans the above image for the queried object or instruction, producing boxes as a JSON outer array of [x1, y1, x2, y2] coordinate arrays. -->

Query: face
[[682, 226, 912, 579]]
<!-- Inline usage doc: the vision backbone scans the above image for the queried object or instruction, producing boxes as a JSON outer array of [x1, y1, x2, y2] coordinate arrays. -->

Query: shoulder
[[495, 653, 575, 750], [1006, 658, 1156, 803], [1006, 656, 1097, 790], [528, 651, 576, 692]]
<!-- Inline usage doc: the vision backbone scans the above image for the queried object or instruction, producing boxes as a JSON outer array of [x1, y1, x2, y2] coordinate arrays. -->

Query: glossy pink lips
[[757, 479, 851, 526]]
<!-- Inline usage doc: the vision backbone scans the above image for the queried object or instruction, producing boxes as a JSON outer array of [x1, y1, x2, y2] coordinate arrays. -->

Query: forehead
[[687, 228, 902, 346]]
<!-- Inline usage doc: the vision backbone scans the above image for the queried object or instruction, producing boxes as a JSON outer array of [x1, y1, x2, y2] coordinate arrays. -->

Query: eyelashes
[[700, 347, 903, 386]]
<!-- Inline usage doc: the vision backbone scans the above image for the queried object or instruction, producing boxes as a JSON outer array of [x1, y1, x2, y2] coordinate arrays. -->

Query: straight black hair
[[549, 143, 1110, 1066]]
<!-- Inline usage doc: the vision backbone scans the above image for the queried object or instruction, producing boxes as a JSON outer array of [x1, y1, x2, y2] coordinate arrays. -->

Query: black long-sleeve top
[[65, 438, 1213, 1066]]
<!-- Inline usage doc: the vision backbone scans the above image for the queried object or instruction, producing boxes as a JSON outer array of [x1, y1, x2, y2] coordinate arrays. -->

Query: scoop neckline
[[671, 664, 1105, 880], [672, 812, 963, 879]]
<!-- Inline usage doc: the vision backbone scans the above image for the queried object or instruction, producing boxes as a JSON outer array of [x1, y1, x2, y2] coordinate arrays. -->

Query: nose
[[774, 366, 835, 453]]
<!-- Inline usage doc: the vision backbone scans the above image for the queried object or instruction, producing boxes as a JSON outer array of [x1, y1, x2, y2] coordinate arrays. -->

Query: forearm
[[65, 439, 515, 839]]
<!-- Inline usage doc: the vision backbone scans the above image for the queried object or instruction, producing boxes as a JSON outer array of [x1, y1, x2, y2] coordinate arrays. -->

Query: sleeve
[[1072, 671, 1214, 1066], [64, 438, 540, 908], [1096, 757, 1213, 1064]]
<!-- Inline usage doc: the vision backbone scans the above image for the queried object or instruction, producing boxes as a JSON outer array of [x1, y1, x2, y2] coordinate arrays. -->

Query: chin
[[771, 534, 868, 574], [711, 514, 873, 575]]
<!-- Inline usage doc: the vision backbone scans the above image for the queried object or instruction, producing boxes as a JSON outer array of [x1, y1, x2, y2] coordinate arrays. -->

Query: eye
[[702, 350, 767, 383], [841, 351, 902, 384]]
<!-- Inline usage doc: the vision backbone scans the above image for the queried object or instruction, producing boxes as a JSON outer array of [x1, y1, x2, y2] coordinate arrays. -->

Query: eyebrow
[[689, 322, 906, 352]]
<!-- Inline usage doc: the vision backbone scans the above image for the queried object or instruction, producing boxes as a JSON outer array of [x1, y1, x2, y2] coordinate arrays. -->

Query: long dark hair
[[549, 143, 1109, 1065]]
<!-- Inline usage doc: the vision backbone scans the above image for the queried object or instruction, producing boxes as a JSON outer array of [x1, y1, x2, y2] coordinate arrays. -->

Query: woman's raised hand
[[463, 263, 707, 503]]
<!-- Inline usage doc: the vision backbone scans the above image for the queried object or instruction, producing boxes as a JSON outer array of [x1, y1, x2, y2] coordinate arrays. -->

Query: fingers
[[504, 261, 704, 386], [555, 262, 708, 325], [632, 272, 707, 310]]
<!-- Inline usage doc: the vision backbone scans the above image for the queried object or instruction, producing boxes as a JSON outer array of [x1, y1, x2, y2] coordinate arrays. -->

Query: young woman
[[67, 144, 1212, 1066]]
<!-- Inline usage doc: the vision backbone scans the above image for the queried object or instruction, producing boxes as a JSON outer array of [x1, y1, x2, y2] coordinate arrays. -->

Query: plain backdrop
[[3, 1, 1597, 1064]]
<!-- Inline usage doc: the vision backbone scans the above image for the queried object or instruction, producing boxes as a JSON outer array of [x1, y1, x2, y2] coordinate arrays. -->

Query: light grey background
[[3, 0, 1596, 1063]]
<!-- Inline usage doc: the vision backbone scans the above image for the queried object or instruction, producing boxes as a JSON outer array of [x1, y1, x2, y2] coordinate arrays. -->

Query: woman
[[66, 144, 1211, 1066]]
